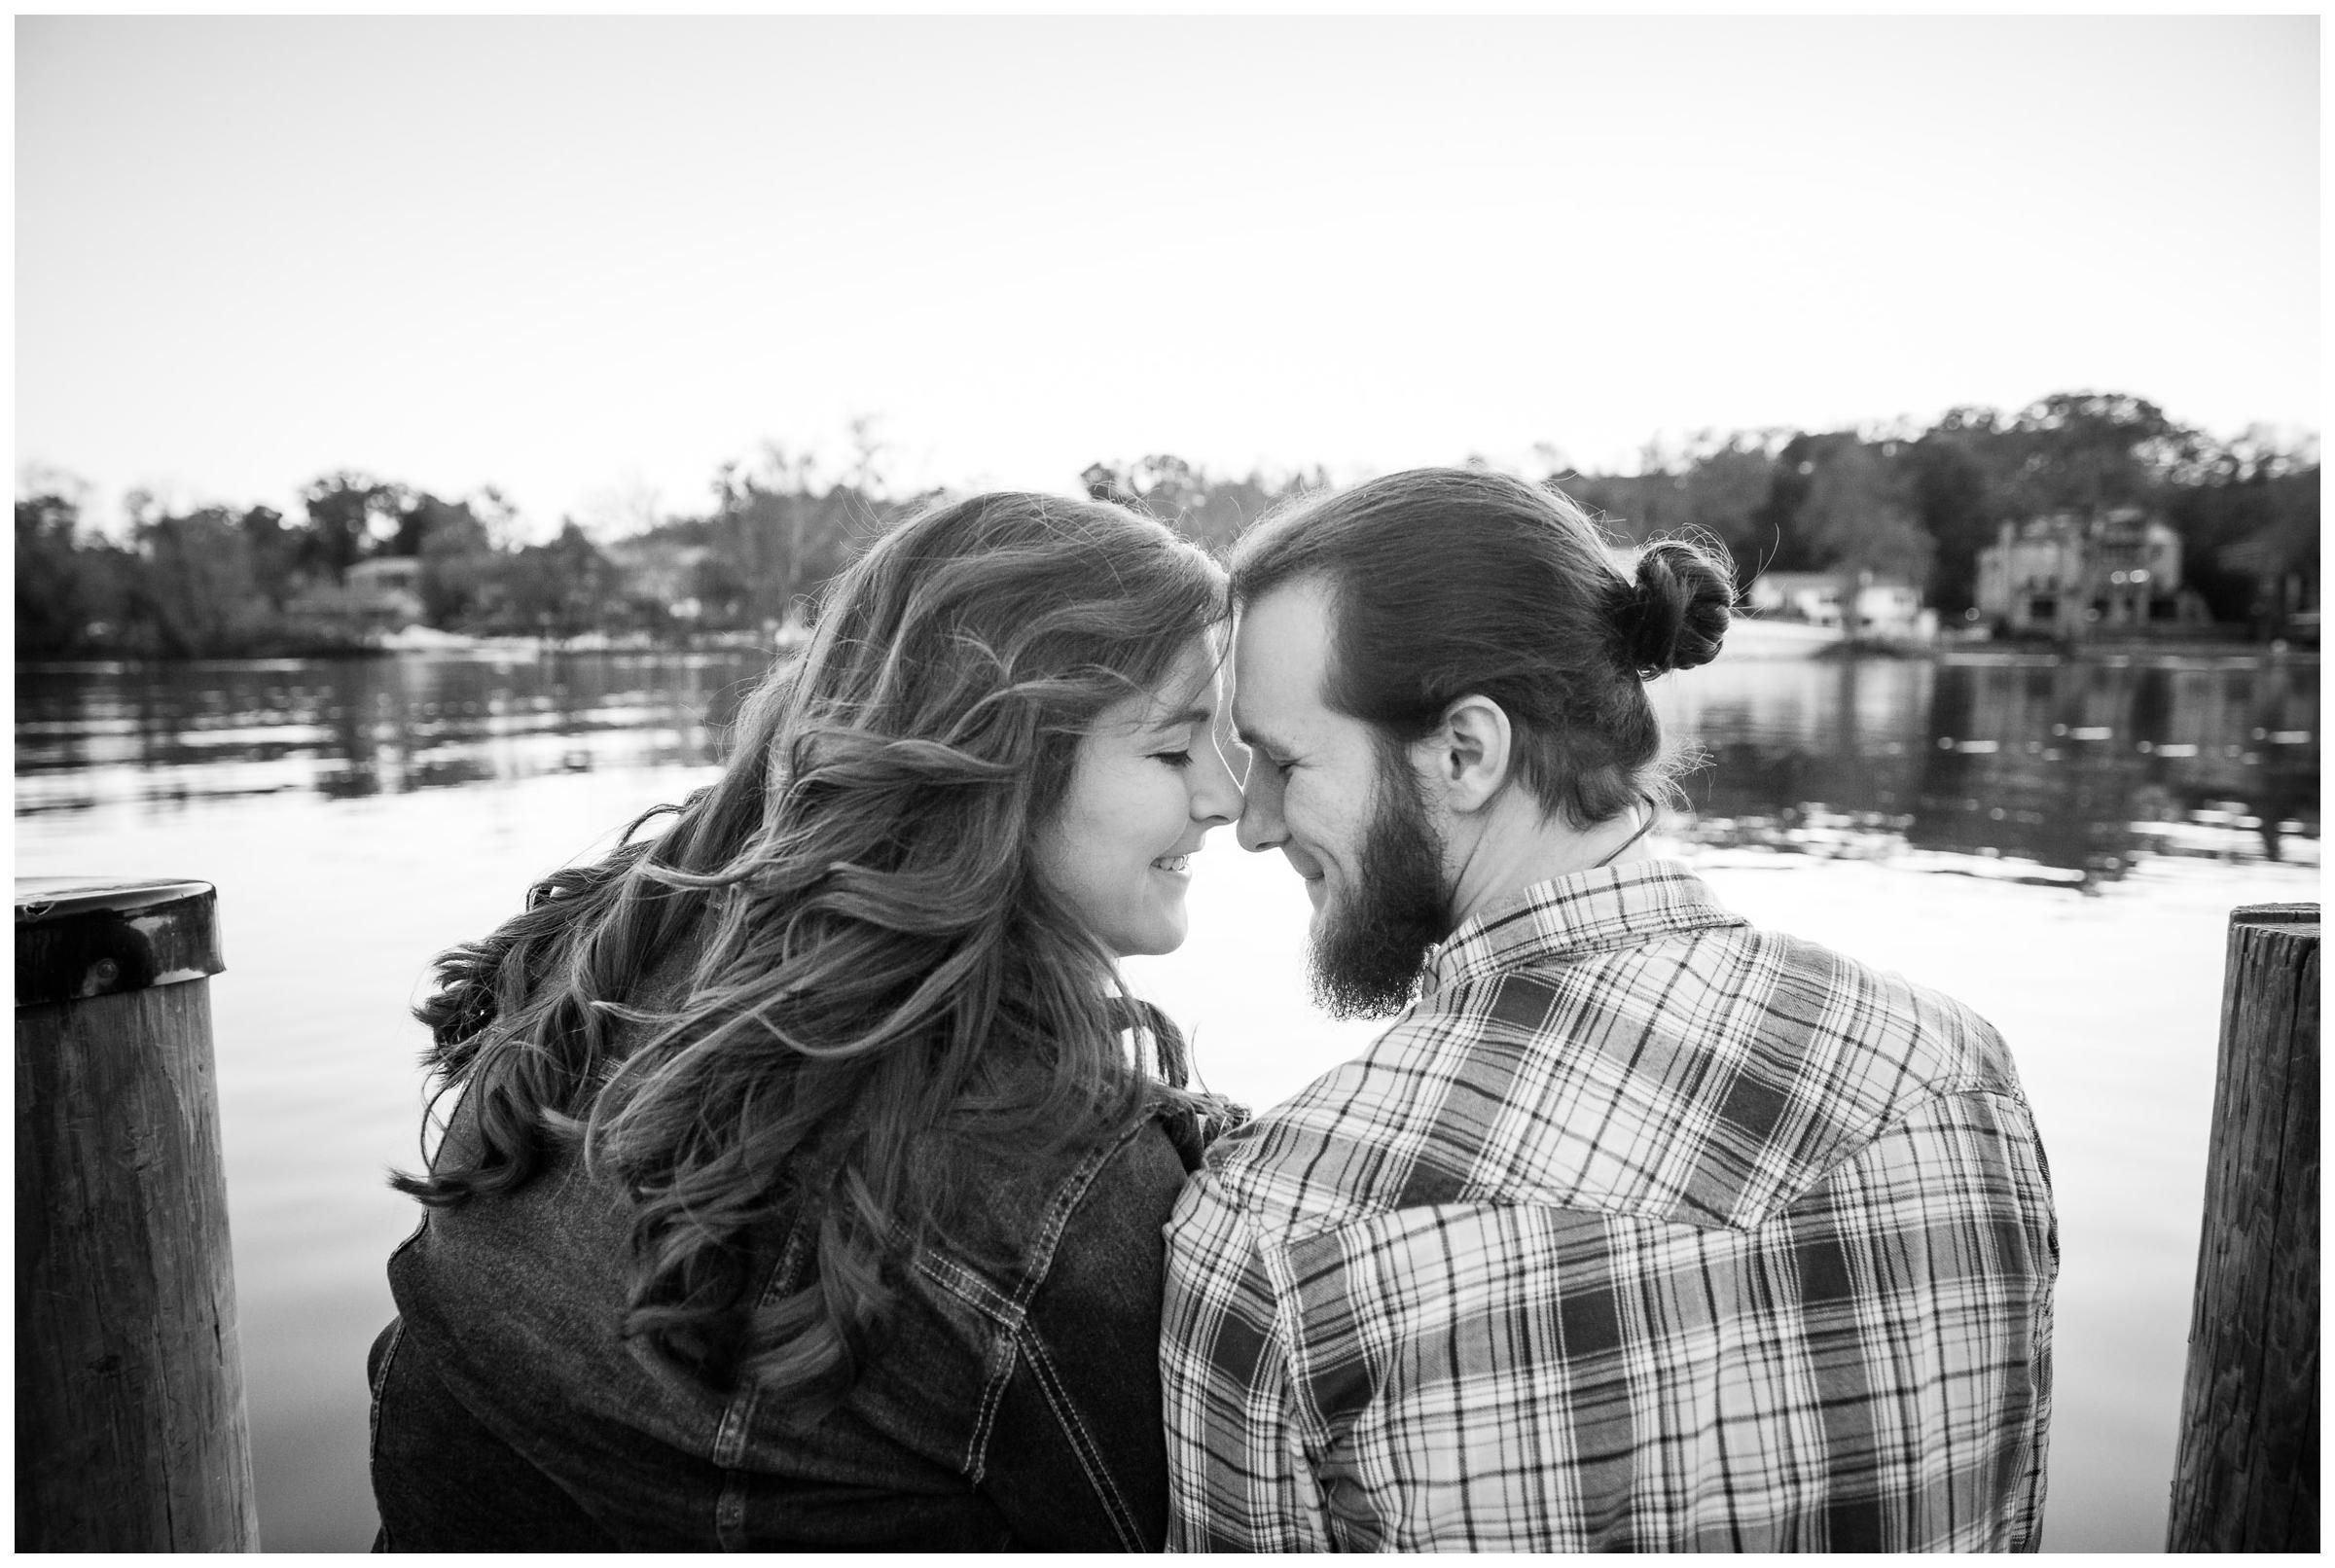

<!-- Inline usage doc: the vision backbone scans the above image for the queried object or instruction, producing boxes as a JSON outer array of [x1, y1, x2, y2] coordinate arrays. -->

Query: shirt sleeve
[[1160, 1169, 1336, 1551]]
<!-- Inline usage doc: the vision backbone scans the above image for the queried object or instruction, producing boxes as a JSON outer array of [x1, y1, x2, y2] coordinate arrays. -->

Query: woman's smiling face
[[1034, 636, 1245, 958]]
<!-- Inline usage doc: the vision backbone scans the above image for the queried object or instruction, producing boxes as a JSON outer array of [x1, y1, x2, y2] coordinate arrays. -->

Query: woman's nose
[[1191, 738, 1243, 828]]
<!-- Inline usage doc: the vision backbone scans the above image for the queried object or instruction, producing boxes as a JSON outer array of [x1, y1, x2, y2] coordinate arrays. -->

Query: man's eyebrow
[[1232, 719, 1289, 755]]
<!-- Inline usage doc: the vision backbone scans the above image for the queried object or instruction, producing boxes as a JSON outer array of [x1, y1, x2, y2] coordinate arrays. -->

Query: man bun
[[1616, 538, 1734, 677]]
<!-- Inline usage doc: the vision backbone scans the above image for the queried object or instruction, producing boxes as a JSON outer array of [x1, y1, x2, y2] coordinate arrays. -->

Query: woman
[[368, 491, 1246, 1550]]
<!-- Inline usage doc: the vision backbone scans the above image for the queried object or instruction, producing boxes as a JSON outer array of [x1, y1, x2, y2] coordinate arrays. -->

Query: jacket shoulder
[[920, 1107, 1189, 1320]]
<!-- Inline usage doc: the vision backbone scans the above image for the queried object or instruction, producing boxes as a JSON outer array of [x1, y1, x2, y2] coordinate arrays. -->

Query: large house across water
[[1974, 508, 2212, 638]]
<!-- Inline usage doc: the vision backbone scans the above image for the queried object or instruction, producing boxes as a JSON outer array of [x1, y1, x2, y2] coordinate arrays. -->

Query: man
[[1161, 468, 2057, 1551]]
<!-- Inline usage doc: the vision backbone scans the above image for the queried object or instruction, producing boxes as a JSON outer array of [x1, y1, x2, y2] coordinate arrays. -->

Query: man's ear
[[1412, 694, 1513, 815]]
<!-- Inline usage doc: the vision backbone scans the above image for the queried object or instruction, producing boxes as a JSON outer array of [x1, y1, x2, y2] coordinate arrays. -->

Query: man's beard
[[1309, 749, 1453, 1019]]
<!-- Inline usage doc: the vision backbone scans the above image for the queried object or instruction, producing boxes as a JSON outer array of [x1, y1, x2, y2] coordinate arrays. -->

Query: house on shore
[[284, 556, 426, 638], [1744, 569, 1933, 642], [1975, 509, 2212, 639], [602, 536, 712, 625]]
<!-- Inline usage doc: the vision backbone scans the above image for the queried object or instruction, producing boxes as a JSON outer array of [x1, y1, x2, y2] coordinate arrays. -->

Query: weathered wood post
[[15, 876, 258, 1550], [2167, 902, 2318, 1551]]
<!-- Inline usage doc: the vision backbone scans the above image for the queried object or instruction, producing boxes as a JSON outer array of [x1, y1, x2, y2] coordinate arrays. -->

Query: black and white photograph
[[14, 14, 2318, 1553]]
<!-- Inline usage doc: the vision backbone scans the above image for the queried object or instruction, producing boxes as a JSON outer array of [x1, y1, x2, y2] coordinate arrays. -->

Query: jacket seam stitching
[[366, 1316, 405, 1504], [1008, 1116, 1153, 1311], [1016, 1325, 1144, 1550], [919, 1115, 1165, 1487], [712, 1227, 808, 1549], [963, 1330, 1018, 1485], [917, 1247, 1019, 1321], [906, 1250, 1021, 1483]]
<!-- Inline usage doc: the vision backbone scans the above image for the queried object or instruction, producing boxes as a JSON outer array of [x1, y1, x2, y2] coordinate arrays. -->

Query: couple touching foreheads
[[369, 469, 2057, 1552]]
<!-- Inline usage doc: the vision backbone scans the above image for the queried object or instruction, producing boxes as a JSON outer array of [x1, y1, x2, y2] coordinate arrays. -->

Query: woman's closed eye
[[1150, 721, 1208, 768]]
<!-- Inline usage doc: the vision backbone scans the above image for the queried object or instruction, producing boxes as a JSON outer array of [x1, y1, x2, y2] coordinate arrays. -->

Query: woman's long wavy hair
[[393, 491, 1228, 1402]]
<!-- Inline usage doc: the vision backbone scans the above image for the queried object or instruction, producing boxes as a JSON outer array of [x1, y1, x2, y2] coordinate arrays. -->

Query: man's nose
[[1237, 767, 1284, 854]]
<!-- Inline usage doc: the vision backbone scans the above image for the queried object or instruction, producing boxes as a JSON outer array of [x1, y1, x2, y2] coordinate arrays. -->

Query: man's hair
[[1230, 466, 1734, 828]]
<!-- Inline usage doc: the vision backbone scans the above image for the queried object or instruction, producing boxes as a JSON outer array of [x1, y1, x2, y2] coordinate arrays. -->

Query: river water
[[13, 643, 2320, 1550]]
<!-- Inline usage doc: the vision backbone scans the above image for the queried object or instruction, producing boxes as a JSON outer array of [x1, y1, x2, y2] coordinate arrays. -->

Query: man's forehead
[[1231, 581, 1336, 737]]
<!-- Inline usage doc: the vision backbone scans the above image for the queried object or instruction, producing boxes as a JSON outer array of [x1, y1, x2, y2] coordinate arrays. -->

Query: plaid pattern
[[1162, 861, 2057, 1551]]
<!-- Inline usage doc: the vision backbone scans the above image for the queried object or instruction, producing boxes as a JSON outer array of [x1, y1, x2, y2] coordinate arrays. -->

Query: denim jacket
[[370, 1079, 1201, 1550]]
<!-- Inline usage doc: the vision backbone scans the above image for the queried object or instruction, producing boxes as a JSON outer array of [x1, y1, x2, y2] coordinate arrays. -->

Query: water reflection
[[1657, 651, 2318, 885], [15, 650, 776, 813], [16, 647, 2321, 884]]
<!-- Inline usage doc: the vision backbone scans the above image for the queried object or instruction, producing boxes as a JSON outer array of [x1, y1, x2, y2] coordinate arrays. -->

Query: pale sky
[[15, 15, 2320, 539]]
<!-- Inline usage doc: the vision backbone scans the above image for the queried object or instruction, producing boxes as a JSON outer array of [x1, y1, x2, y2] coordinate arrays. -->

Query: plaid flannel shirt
[[1162, 861, 2056, 1551]]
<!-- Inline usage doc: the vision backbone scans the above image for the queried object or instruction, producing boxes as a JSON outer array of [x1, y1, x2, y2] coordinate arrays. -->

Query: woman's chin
[[1113, 909, 1189, 959]]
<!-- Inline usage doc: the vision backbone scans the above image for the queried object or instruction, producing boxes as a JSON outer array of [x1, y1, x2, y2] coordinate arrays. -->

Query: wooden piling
[[2166, 902, 2318, 1551], [15, 876, 258, 1551]]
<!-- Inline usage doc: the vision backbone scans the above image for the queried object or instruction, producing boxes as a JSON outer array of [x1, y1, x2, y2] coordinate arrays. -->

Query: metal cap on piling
[[16, 875, 225, 1005], [16, 876, 258, 1551]]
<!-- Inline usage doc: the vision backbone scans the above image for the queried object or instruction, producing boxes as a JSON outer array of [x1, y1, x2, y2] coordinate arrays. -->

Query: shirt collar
[[1421, 858, 1746, 999]]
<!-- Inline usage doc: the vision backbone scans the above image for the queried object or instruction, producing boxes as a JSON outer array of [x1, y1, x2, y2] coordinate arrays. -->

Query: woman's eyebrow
[[1146, 703, 1214, 731]]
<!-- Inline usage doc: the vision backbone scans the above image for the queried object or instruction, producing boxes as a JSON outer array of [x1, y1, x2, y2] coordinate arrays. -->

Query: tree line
[[15, 391, 2318, 659]]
